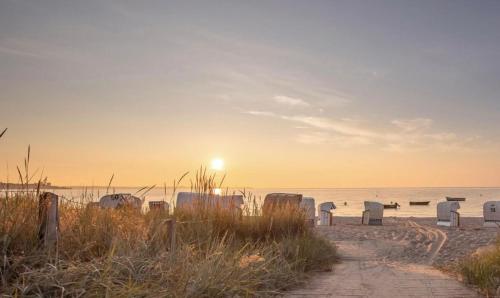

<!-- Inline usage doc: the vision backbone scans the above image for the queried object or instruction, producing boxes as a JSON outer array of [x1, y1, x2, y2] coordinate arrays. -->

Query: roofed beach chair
[[176, 192, 217, 213], [176, 192, 243, 217], [319, 202, 336, 226], [436, 201, 460, 227], [176, 192, 198, 211], [217, 194, 245, 218], [262, 193, 302, 216], [99, 193, 143, 209], [299, 197, 316, 227], [483, 201, 500, 227], [362, 201, 384, 225], [86, 202, 101, 209], [149, 201, 170, 213]]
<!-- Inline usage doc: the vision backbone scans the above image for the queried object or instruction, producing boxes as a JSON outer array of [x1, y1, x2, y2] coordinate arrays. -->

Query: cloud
[[297, 132, 373, 146], [245, 110, 478, 152], [392, 118, 433, 132], [274, 95, 310, 107], [296, 132, 328, 144], [0, 45, 43, 58], [245, 110, 277, 117], [281, 115, 380, 138]]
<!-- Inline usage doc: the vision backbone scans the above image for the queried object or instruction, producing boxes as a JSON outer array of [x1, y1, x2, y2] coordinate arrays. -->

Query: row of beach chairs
[[94, 193, 500, 228], [362, 200, 500, 227], [94, 192, 336, 226]]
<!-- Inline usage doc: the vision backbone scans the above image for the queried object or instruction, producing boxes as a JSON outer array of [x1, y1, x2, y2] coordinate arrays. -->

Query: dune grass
[[460, 239, 500, 296], [0, 169, 337, 297]]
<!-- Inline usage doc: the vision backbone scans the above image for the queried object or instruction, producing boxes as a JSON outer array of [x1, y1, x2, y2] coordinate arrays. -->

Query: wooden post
[[38, 192, 59, 249], [166, 218, 176, 254]]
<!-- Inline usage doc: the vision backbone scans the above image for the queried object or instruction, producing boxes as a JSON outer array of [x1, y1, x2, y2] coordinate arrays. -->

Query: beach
[[286, 217, 498, 297]]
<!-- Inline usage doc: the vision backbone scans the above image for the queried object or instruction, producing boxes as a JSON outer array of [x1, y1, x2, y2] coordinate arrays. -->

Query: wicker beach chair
[[436, 201, 460, 227], [176, 192, 243, 216], [483, 201, 500, 227], [299, 197, 316, 226], [99, 193, 143, 209], [262, 193, 302, 216], [149, 201, 170, 213], [362, 201, 384, 225], [319, 202, 336, 226]]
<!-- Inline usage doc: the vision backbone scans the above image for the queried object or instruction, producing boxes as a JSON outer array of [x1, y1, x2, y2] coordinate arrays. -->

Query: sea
[[42, 187, 500, 217]]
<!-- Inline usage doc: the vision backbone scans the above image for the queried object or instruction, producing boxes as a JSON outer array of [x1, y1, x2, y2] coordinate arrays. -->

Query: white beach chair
[[176, 192, 197, 210], [483, 201, 500, 227], [299, 197, 316, 227], [436, 201, 460, 227], [362, 201, 384, 225], [218, 194, 245, 217], [99, 193, 143, 209], [176, 192, 243, 216], [319, 202, 336, 226]]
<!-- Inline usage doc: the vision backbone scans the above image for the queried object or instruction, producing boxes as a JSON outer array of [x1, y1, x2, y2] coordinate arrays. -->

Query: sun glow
[[211, 158, 224, 171]]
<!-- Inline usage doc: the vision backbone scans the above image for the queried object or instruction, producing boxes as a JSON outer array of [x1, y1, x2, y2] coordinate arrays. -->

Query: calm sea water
[[47, 187, 500, 217]]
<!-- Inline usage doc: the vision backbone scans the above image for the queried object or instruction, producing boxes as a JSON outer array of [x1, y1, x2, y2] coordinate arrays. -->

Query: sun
[[211, 158, 224, 171]]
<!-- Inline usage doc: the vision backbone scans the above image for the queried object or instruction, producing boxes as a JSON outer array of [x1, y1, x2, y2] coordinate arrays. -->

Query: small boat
[[383, 203, 400, 209], [446, 197, 466, 202], [409, 201, 430, 206]]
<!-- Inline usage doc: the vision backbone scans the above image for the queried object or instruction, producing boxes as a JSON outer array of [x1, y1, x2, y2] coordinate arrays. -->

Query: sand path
[[284, 217, 492, 298], [285, 241, 480, 297]]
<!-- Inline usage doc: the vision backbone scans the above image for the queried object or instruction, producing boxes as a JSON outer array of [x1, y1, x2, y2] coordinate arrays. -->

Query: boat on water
[[446, 197, 466, 202], [383, 202, 400, 209], [409, 201, 430, 206]]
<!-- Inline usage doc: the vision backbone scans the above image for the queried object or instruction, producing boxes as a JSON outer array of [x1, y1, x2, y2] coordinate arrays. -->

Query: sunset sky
[[1, 1, 500, 188]]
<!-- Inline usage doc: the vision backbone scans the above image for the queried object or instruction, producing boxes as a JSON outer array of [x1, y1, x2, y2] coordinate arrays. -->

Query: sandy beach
[[286, 217, 499, 297]]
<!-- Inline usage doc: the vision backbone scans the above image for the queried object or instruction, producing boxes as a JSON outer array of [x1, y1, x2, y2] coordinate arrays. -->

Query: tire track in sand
[[407, 220, 447, 265]]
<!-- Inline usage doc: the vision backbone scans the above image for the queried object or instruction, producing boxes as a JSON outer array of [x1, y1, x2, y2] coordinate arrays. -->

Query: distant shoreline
[[39, 185, 500, 190], [0, 183, 71, 190]]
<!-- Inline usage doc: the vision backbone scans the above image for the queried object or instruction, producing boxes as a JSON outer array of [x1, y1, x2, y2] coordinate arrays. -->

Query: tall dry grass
[[461, 239, 500, 296], [0, 165, 337, 297]]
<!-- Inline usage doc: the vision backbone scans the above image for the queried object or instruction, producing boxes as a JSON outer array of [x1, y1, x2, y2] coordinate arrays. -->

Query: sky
[[1, 0, 500, 188]]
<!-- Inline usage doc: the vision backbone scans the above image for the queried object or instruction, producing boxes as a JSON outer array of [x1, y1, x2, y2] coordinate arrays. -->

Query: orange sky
[[1, 131, 500, 188], [1, 1, 500, 188]]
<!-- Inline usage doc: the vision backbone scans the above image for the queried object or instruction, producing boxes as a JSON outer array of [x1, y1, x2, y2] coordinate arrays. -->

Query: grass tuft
[[460, 239, 500, 296]]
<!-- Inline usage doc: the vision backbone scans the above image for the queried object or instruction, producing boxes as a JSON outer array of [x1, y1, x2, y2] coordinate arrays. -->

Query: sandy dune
[[285, 217, 498, 298]]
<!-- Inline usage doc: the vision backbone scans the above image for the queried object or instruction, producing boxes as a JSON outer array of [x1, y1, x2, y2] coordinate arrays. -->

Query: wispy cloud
[[0, 45, 43, 58], [280, 115, 381, 139], [392, 118, 433, 132], [246, 110, 277, 117], [296, 132, 328, 144], [245, 109, 479, 152], [274, 95, 310, 107]]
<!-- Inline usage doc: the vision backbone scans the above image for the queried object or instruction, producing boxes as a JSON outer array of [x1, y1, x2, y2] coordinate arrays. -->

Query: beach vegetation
[[0, 155, 337, 296], [461, 239, 500, 296]]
